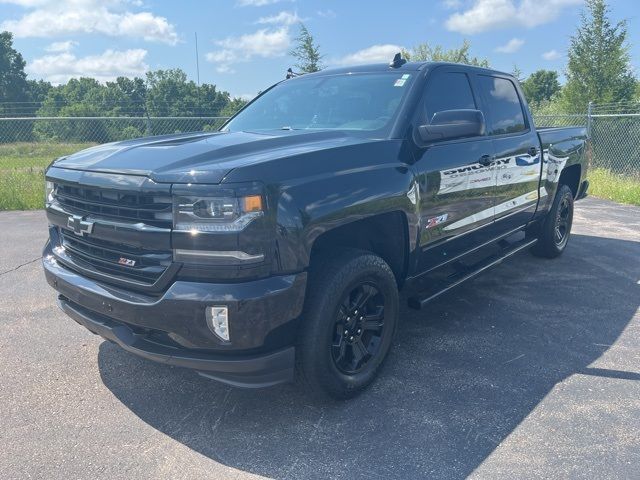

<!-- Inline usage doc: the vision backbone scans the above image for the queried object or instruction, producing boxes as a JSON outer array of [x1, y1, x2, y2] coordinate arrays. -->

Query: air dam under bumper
[[43, 246, 306, 388]]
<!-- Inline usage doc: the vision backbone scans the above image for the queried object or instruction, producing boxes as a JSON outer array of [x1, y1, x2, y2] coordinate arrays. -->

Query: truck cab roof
[[297, 61, 512, 79]]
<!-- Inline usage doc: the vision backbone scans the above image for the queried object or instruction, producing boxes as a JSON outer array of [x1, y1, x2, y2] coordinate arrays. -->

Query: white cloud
[[337, 44, 404, 65], [44, 40, 77, 52], [206, 27, 291, 73], [26, 48, 149, 83], [0, 0, 179, 45], [442, 0, 462, 8], [237, 0, 293, 6], [316, 9, 336, 18], [495, 37, 524, 53], [0, 0, 49, 6], [205, 50, 236, 73], [542, 49, 561, 60], [445, 0, 582, 34], [256, 11, 302, 26]]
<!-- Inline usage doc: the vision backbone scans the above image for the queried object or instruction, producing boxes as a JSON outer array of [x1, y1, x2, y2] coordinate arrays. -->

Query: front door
[[413, 68, 497, 273]]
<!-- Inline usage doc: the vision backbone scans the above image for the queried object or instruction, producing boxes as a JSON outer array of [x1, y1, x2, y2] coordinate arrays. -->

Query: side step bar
[[407, 238, 537, 310]]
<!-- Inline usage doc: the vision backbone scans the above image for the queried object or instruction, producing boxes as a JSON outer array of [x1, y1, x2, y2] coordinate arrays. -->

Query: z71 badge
[[118, 257, 136, 267], [425, 213, 449, 229]]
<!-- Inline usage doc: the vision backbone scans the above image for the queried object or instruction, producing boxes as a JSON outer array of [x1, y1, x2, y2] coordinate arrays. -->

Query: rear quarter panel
[[536, 126, 589, 216]]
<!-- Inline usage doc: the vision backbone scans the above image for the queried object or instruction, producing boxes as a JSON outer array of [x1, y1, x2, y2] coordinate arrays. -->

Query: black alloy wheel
[[554, 194, 573, 248], [331, 283, 386, 374], [297, 248, 399, 399], [531, 184, 574, 258]]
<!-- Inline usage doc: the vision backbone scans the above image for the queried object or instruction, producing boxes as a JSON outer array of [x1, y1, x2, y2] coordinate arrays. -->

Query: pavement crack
[[503, 353, 525, 364], [0, 256, 41, 277]]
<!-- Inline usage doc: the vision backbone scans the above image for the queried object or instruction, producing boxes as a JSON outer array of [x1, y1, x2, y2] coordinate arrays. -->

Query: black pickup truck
[[43, 58, 589, 399]]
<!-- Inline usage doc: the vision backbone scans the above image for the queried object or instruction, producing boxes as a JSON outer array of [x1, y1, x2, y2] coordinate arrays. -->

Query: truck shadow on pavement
[[97, 233, 640, 479]]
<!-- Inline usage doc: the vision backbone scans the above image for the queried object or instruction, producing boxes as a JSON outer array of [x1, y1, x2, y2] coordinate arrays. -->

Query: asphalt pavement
[[0, 197, 639, 479]]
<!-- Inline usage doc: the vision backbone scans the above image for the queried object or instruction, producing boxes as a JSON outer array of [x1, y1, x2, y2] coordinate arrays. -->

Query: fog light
[[206, 306, 229, 341]]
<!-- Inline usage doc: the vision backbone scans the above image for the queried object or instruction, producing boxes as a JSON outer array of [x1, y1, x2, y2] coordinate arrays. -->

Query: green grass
[[0, 142, 93, 170], [1, 143, 640, 210], [0, 169, 48, 210], [0, 142, 93, 210], [588, 168, 640, 206]]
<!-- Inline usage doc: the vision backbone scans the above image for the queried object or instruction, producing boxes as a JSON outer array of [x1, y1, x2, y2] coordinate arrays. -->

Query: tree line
[[0, 34, 248, 142]]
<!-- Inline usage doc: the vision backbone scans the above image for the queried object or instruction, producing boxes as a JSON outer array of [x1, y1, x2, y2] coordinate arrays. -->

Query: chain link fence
[[0, 116, 230, 144], [0, 102, 639, 178], [533, 102, 640, 177]]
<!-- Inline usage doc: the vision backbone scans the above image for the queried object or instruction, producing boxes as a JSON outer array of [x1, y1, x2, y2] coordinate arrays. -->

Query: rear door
[[473, 74, 540, 233], [413, 67, 498, 273]]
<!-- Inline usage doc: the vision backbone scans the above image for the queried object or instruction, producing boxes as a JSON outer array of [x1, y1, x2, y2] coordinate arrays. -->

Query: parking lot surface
[[1, 197, 639, 480]]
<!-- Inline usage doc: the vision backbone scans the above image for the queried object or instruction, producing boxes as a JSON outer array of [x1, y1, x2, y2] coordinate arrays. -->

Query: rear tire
[[531, 184, 574, 258], [297, 249, 399, 400]]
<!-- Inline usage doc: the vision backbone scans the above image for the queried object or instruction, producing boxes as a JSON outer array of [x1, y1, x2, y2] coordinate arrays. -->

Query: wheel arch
[[558, 163, 581, 198], [308, 211, 411, 289]]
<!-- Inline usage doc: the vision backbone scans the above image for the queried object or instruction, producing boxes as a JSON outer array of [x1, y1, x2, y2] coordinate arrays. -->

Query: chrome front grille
[[53, 182, 173, 228], [48, 175, 174, 289], [59, 228, 172, 285]]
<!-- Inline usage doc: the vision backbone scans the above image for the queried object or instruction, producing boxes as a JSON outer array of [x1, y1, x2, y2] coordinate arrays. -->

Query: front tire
[[531, 184, 574, 258], [297, 249, 399, 400]]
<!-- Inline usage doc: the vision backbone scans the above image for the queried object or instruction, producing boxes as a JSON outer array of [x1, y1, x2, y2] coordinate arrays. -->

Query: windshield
[[224, 72, 415, 135]]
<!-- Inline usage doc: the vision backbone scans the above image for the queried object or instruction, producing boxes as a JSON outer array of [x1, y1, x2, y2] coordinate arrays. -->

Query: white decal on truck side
[[438, 152, 540, 195], [443, 189, 540, 231]]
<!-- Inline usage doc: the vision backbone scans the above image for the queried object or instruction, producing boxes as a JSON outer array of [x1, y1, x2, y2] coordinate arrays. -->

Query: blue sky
[[1, 0, 638, 99]]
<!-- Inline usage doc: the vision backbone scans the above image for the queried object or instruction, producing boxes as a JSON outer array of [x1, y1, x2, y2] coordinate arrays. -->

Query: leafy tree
[[144, 69, 227, 117], [289, 23, 323, 73], [401, 40, 489, 67], [562, 0, 636, 111], [511, 65, 524, 83], [0, 31, 29, 106], [26, 79, 52, 104], [522, 70, 561, 106], [220, 97, 249, 118], [102, 77, 147, 115], [30, 68, 243, 141]]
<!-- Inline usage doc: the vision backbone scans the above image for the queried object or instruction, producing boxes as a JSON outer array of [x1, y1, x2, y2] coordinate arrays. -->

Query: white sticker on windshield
[[401, 74, 411, 79], [394, 79, 406, 87]]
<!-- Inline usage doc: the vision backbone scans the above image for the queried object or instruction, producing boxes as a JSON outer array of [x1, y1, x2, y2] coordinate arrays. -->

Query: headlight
[[174, 194, 264, 232], [45, 181, 55, 206]]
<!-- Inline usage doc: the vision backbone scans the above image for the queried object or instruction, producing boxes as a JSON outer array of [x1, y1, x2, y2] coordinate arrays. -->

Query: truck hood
[[51, 130, 370, 184]]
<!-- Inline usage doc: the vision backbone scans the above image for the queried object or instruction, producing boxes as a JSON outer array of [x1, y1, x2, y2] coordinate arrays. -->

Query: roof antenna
[[286, 67, 301, 79], [389, 53, 407, 68]]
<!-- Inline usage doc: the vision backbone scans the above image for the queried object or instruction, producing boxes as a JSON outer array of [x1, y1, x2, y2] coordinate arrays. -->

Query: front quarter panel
[[227, 140, 418, 273]]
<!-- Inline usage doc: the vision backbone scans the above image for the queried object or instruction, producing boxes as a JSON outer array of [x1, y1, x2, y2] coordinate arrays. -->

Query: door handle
[[478, 155, 492, 166], [528, 147, 538, 157]]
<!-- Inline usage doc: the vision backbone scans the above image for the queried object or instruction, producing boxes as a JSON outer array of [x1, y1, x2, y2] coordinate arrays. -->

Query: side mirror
[[418, 109, 486, 143]]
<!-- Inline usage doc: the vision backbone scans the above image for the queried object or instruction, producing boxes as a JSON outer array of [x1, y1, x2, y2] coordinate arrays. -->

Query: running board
[[407, 238, 537, 310]]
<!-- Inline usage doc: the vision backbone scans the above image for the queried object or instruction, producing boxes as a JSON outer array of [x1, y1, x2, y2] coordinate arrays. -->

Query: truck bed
[[537, 126, 588, 151]]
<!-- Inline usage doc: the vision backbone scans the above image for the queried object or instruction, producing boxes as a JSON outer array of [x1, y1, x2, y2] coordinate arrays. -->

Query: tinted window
[[425, 72, 476, 122], [477, 76, 526, 135]]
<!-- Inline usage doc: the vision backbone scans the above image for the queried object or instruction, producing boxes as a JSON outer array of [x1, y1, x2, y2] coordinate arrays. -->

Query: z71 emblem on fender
[[425, 213, 449, 229]]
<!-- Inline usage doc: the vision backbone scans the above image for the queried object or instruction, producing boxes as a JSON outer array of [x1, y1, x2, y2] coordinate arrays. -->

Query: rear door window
[[476, 76, 526, 135]]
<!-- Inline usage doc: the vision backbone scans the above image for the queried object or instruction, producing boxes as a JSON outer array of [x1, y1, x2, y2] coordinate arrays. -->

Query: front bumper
[[43, 242, 307, 387], [58, 297, 295, 387]]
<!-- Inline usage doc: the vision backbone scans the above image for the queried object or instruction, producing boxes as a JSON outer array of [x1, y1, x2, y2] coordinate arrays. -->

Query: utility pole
[[195, 32, 200, 86]]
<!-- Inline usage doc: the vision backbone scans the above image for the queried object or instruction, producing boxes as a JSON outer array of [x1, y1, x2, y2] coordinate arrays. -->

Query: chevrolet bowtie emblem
[[67, 215, 94, 236]]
